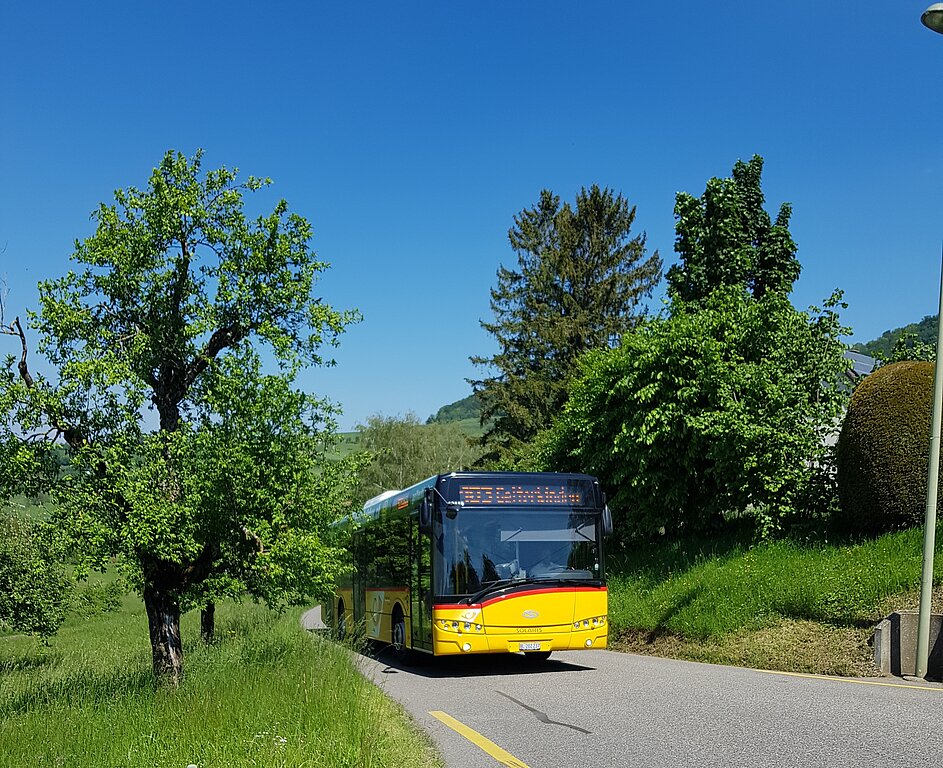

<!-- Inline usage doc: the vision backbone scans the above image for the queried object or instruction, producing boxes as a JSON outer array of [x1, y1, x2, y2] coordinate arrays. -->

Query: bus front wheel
[[391, 607, 409, 661]]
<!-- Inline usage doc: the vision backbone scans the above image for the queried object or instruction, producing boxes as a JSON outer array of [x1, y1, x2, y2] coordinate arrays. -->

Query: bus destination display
[[458, 483, 586, 506]]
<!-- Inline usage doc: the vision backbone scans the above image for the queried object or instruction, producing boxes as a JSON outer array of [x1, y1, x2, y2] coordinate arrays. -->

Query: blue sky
[[2, 2, 943, 430]]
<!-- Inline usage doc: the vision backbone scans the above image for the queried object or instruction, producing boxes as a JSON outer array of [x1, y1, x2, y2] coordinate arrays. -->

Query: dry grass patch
[[611, 619, 881, 677]]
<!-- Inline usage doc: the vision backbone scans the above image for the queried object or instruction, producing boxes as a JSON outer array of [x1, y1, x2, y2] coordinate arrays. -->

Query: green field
[[0, 588, 441, 768], [330, 431, 365, 459]]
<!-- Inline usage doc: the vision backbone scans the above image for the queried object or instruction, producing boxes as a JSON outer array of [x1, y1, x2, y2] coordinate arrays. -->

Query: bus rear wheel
[[336, 599, 347, 641]]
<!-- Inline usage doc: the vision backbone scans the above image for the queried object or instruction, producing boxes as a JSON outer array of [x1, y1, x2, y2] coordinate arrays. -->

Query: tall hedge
[[835, 360, 938, 533]]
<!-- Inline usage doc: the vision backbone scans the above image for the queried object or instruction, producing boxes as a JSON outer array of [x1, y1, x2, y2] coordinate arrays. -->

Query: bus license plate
[[520, 642, 542, 651]]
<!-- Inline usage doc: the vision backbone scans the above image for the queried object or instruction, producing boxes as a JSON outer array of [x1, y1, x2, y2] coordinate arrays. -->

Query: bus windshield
[[436, 510, 601, 597]]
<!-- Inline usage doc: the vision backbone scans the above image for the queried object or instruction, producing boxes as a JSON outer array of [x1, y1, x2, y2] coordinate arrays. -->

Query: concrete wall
[[873, 611, 943, 678]]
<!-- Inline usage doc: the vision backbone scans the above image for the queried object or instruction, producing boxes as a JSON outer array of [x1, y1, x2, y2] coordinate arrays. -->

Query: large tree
[[668, 155, 800, 303], [0, 150, 357, 684], [471, 185, 662, 464]]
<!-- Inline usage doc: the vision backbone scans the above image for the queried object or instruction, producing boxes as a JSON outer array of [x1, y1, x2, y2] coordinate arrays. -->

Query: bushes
[[537, 288, 849, 538], [0, 513, 70, 636], [836, 360, 937, 533]]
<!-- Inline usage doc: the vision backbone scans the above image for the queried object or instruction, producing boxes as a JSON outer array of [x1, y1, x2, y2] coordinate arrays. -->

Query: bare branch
[[1, 311, 87, 449], [241, 525, 267, 554], [5, 317, 35, 388], [0, 277, 8, 329], [185, 322, 248, 389]]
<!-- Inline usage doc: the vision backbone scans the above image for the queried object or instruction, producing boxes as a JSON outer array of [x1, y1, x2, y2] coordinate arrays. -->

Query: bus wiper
[[574, 526, 595, 543], [463, 578, 542, 605]]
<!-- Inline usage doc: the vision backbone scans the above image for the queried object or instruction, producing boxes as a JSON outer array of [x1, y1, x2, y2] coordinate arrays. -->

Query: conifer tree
[[471, 185, 662, 463]]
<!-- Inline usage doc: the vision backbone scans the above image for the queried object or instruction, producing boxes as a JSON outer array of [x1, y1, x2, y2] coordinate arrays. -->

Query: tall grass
[[607, 526, 940, 641], [0, 596, 441, 768]]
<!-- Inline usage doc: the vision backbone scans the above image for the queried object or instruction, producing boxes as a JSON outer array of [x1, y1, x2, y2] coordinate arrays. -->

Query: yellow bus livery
[[326, 471, 613, 662]]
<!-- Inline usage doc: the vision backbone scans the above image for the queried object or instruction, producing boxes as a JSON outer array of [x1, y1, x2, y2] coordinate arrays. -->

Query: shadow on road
[[360, 643, 597, 678]]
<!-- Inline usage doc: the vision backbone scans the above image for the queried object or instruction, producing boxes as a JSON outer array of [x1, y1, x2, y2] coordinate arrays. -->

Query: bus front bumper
[[432, 624, 608, 655]]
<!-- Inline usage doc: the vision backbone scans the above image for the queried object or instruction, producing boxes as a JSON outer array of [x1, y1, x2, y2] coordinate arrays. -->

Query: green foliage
[[667, 155, 800, 303], [59, 360, 359, 613], [353, 413, 481, 506], [853, 314, 939, 359], [873, 331, 936, 367], [537, 156, 848, 539], [538, 287, 850, 538], [0, 150, 358, 680], [835, 360, 938, 533], [471, 185, 662, 465], [69, 576, 125, 619], [0, 512, 70, 636], [0, 353, 60, 500]]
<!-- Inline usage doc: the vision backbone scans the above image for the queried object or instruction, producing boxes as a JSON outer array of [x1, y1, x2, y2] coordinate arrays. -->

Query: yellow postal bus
[[327, 471, 612, 661]]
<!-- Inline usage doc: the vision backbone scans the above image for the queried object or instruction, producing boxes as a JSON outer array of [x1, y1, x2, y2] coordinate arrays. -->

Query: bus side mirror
[[602, 505, 614, 537], [420, 488, 435, 534]]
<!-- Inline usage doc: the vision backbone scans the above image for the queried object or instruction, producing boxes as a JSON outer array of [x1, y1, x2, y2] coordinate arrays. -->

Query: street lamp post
[[915, 3, 943, 680]]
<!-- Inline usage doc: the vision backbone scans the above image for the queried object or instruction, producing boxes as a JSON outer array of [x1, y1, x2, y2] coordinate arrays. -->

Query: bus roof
[[333, 471, 601, 530]]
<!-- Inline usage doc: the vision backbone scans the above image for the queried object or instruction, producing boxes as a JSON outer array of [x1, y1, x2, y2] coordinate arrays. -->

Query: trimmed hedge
[[835, 360, 938, 534]]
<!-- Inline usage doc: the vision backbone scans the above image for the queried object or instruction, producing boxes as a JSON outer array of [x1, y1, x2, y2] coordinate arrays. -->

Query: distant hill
[[328, 395, 484, 460], [853, 315, 938, 358], [427, 394, 480, 425]]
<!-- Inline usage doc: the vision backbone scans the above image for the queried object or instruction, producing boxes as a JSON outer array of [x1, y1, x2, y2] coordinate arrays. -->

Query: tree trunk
[[143, 583, 183, 686], [200, 602, 216, 644]]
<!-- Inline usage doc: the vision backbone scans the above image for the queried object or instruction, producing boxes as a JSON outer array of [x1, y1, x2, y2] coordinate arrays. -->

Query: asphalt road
[[355, 645, 943, 768]]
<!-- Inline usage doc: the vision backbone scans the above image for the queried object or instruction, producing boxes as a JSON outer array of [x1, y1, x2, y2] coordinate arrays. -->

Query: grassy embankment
[[606, 525, 943, 676], [0, 577, 441, 768]]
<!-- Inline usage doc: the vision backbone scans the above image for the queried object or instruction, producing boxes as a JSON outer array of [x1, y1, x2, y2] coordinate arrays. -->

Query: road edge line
[[755, 668, 943, 692]]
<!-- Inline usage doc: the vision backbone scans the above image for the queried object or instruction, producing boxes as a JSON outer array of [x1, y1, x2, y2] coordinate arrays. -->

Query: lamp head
[[923, 3, 943, 34]]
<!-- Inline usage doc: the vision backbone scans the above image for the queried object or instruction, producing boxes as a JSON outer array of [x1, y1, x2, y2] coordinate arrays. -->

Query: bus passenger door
[[410, 516, 433, 650]]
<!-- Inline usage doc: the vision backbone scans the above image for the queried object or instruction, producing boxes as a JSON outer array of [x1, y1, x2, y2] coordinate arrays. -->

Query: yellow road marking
[[756, 668, 943, 692], [429, 710, 531, 768]]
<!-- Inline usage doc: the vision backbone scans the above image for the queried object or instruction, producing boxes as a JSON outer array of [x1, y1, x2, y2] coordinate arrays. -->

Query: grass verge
[[0, 594, 442, 768], [607, 526, 943, 675]]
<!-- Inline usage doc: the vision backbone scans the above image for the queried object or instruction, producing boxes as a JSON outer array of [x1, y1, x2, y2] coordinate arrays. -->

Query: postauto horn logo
[[522, 610, 539, 619]]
